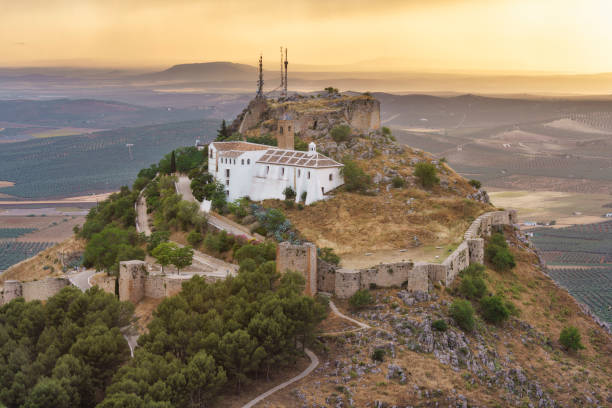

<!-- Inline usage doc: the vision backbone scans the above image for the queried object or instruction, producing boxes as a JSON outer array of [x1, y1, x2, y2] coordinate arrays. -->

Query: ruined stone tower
[[276, 116, 295, 150]]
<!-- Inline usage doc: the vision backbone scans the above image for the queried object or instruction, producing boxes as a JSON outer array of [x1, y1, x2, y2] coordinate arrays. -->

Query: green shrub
[[319, 247, 340, 265], [349, 289, 374, 309], [414, 162, 439, 188], [459, 275, 487, 300], [480, 295, 510, 324], [300, 191, 307, 202], [559, 326, 585, 352], [450, 299, 475, 332], [469, 179, 482, 189], [491, 248, 516, 271], [342, 157, 372, 193], [283, 186, 296, 200], [331, 125, 351, 143], [391, 176, 405, 188], [461, 263, 486, 278], [485, 233, 516, 272], [372, 348, 385, 362], [187, 231, 204, 248], [432, 319, 448, 332], [204, 230, 235, 253]]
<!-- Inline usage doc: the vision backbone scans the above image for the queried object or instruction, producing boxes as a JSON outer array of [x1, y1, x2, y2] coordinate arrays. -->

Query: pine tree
[[170, 150, 176, 173]]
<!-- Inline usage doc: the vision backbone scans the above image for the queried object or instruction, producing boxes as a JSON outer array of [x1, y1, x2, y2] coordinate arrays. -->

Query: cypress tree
[[217, 120, 228, 141], [170, 150, 176, 173]]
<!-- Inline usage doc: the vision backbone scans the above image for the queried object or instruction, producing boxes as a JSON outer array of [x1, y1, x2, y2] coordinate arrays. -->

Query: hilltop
[[228, 92, 491, 267]]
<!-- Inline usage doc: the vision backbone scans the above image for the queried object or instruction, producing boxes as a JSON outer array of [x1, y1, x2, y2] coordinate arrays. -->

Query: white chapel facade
[[207, 141, 344, 205]]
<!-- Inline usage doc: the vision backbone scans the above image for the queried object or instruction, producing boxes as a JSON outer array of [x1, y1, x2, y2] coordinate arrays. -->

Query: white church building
[[207, 141, 344, 205]]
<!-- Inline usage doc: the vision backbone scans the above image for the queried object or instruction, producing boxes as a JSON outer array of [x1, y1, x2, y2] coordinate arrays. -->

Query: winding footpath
[[240, 300, 371, 407], [241, 348, 319, 408]]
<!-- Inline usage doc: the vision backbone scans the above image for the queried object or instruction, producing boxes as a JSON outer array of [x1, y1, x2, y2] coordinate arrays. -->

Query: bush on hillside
[[480, 295, 510, 324], [392, 176, 406, 188], [459, 275, 487, 300], [461, 262, 486, 278], [372, 348, 386, 362], [432, 319, 448, 331], [485, 233, 516, 272], [147, 230, 170, 253], [331, 125, 351, 143], [187, 231, 204, 248], [349, 289, 374, 309], [449, 299, 475, 332], [204, 230, 235, 253], [414, 162, 439, 188], [342, 157, 372, 193], [469, 179, 482, 189], [559, 326, 585, 352], [318, 247, 340, 265]]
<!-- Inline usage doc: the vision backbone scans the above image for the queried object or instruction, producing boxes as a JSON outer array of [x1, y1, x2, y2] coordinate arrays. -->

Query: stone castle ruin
[[233, 94, 381, 150], [275, 210, 517, 299]]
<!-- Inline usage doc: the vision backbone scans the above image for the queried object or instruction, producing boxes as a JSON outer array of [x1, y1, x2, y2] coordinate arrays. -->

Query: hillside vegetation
[[262, 229, 612, 407]]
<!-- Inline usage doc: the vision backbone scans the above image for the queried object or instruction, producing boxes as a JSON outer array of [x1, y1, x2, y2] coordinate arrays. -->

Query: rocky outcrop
[[234, 94, 381, 141]]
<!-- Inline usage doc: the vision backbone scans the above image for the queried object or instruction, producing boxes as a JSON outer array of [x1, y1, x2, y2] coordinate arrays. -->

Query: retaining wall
[[1, 278, 71, 305], [95, 274, 117, 295], [329, 210, 516, 298]]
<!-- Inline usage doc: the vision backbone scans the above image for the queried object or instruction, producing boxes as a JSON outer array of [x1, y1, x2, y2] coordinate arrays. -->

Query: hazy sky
[[2, 0, 612, 73]]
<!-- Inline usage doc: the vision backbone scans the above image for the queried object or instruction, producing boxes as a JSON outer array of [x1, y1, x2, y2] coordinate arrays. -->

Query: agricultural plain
[[531, 221, 612, 324]]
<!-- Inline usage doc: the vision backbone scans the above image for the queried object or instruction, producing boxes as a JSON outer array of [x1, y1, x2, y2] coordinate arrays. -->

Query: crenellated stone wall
[[327, 210, 517, 299]]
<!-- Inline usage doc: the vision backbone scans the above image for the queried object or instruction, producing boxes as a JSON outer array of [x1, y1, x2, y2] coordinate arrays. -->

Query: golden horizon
[[2, 0, 611, 74]]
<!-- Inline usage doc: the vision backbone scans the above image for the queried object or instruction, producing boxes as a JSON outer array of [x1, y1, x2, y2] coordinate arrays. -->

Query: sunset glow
[[2, 0, 612, 73]]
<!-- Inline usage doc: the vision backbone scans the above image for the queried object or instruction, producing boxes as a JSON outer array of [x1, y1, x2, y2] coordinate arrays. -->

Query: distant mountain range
[[137, 62, 257, 82]]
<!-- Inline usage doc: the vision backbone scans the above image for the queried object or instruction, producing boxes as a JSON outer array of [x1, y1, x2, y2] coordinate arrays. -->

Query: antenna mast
[[256, 54, 264, 99], [280, 47, 284, 95], [283, 48, 288, 98]]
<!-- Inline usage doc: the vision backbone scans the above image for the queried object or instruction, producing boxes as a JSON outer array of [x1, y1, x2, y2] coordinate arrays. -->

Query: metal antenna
[[256, 54, 264, 99], [280, 46, 284, 95], [283, 48, 288, 97]]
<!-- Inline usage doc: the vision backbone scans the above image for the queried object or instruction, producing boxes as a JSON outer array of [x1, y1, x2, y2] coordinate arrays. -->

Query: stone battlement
[[275, 210, 517, 299]]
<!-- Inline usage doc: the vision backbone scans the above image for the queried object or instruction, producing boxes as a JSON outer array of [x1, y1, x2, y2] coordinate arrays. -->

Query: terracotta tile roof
[[219, 151, 245, 158], [256, 149, 342, 168], [211, 141, 273, 152]]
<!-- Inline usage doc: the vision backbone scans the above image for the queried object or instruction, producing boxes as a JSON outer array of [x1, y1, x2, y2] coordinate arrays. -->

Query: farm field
[[0, 119, 218, 199], [0, 241, 55, 273], [530, 221, 612, 324], [489, 190, 612, 226], [0, 211, 85, 272]]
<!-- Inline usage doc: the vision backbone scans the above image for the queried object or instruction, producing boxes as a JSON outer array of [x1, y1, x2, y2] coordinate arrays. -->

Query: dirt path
[[135, 194, 152, 236], [241, 348, 319, 408], [175, 175, 255, 239], [329, 300, 371, 330]]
